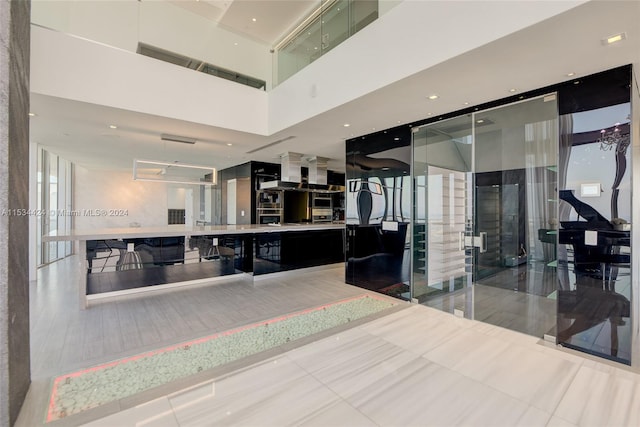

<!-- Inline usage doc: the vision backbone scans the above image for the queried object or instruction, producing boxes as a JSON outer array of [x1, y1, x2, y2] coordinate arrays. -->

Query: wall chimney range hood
[[308, 156, 328, 185], [260, 152, 343, 193]]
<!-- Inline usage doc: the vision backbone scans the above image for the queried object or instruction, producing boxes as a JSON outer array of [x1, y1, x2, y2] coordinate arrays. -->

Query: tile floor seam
[[283, 344, 383, 427], [421, 354, 561, 418], [545, 358, 588, 419]]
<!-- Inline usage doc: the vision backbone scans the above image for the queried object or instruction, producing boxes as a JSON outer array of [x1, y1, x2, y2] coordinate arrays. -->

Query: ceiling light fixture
[[566, 72, 576, 77], [28, 112, 36, 117], [227, 143, 233, 146], [161, 133, 197, 144], [252, 18, 257, 22], [476, 119, 484, 124], [428, 94, 439, 100], [509, 88, 517, 93], [603, 32, 626, 45], [343, 123, 350, 127], [463, 102, 469, 106], [109, 125, 118, 129], [393, 137, 400, 141]]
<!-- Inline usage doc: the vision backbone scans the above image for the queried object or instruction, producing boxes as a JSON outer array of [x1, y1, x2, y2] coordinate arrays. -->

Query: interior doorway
[[412, 94, 559, 338]]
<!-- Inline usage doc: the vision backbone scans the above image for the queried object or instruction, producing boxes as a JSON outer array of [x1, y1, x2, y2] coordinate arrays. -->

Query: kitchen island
[[44, 223, 345, 307]]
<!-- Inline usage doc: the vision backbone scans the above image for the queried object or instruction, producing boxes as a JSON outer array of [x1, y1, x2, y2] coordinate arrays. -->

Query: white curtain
[[524, 118, 559, 262]]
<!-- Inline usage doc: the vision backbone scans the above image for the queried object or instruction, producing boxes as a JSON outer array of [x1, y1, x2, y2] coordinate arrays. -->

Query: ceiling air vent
[[137, 43, 266, 90], [246, 136, 296, 154]]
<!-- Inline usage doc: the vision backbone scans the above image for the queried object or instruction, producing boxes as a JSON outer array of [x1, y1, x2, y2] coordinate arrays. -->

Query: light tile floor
[[84, 305, 640, 427]]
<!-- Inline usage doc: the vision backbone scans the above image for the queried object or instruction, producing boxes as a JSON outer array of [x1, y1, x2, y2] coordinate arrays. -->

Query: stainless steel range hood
[[260, 180, 344, 193], [259, 152, 344, 193]]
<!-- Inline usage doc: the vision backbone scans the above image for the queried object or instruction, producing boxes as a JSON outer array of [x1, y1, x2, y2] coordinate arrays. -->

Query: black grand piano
[[555, 190, 630, 363]]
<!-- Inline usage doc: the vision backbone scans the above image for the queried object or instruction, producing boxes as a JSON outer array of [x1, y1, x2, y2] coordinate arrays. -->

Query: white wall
[[138, 1, 271, 89], [74, 166, 168, 230], [31, 2, 586, 138], [31, 0, 139, 51], [167, 186, 186, 210], [30, 25, 269, 135], [30, 0, 272, 87], [268, 0, 585, 133]]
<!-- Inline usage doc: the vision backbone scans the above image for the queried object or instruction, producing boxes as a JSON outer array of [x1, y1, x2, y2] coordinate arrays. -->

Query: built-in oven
[[312, 208, 333, 223], [312, 195, 332, 208], [256, 190, 283, 224], [259, 215, 281, 224], [311, 193, 333, 223]]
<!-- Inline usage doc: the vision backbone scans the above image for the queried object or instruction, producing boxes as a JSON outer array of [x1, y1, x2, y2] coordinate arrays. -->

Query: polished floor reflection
[[424, 262, 557, 338], [83, 305, 640, 427]]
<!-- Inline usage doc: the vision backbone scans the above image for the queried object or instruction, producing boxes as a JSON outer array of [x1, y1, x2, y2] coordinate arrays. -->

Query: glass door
[[412, 94, 559, 338], [471, 94, 559, 337], [412, 115, 473, 310]]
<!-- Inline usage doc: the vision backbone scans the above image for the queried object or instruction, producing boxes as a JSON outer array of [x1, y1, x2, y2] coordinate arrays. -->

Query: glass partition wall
[[275, 0, 378, 85], [413, 95, 559, 339], [557, 102, 632, 364]]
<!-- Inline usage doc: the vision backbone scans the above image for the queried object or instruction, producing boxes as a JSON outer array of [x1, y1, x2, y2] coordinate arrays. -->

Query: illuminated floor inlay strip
[[46, 294, 396, 422]]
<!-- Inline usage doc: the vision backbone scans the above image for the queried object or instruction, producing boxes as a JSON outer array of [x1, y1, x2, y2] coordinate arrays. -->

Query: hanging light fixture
[[597, 122, 630, 153], [133, 159, 216, 186]]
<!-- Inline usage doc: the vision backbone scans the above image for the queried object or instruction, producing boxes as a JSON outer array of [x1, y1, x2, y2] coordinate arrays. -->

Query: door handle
[[478, 232, 487, 253], [460, 231, 487, 253]]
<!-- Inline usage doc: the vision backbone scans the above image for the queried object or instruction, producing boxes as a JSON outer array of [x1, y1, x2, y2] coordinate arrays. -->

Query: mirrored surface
[[557, 101, 632, 364]]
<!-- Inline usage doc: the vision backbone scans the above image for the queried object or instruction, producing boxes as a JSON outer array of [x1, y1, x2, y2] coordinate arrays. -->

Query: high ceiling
[[30, 1, 640, 174], [169, 0, 319, 45]]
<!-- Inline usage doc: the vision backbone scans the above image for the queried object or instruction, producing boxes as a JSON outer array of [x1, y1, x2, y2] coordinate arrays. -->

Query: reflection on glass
[[345, 130, 412, 300], [85, 236, 246, 295], [412, 115, 472, 303], [472, 95, 559, 338], [557, 102, 632, 364], [413, 95, 559, 339]]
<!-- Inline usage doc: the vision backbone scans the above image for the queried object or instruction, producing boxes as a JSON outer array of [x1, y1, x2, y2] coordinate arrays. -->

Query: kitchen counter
[[43, 222, 345, 241], [46, 223, 345, 307]]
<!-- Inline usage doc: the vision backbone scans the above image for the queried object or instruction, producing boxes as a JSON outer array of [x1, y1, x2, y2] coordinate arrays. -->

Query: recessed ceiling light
[[476, 119, 484, 124], [314, 46, 318, 50], [343, 123, 350, 127], [394, 137, 400, 141], [604, 33, 626, 44], [227, 143, 233, 146], [566, 72, 575, 77], [509, 88, 516, 93], [234, 42, 238, 46], [381, 167, 390, 171], [109, 125, 118, 129], [427, 94, 439, 100], [28, 112, 36, 117], [427, 112, 432, 116], [463, 102, 469, 106], [252, 18, 257, 22], [397, 120, 401, 124]]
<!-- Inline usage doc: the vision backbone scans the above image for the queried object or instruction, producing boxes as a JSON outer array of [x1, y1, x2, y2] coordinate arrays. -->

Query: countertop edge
[[43, 223, 346, 241]]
